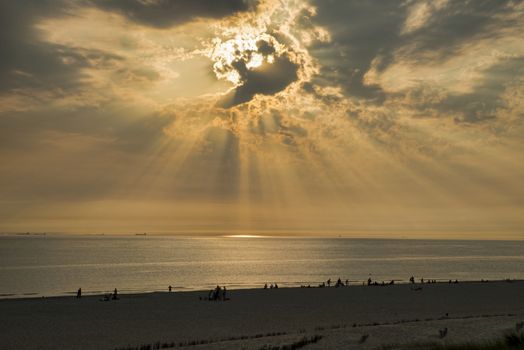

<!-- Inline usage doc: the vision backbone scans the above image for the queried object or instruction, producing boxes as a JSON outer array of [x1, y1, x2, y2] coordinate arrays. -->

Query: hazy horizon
[[2, 231, 523, 241], [1, 1, 523, 238]]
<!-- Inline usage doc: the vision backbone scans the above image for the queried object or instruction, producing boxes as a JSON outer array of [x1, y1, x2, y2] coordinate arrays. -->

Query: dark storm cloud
[[0, 0, 123, 95], [89, 0, 257, 28], [219, 54, 299, 108], [308, 1, 406, 102], [308, 0, 518, 103]]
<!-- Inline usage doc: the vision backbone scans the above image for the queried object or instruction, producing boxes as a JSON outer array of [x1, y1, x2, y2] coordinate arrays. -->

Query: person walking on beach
[[327, 278, 331, 287], [213, 285, 221, 300], [168, 285, 172, 292], [76, 288, 81, 298], [112, 288, 118, 300], [222, 286, 227, 301]]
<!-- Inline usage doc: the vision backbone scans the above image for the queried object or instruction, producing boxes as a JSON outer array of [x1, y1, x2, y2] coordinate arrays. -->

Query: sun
[[210, 32, 282, 86]]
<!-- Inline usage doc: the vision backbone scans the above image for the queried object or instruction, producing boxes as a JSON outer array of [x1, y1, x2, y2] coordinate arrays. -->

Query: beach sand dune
[[0, 281, 523, 349]]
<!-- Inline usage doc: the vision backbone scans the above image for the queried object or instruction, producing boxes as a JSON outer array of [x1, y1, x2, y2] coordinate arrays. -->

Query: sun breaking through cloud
[[0, 0, 523, 239]]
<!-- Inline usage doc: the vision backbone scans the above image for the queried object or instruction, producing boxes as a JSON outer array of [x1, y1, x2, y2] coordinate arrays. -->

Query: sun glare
[[210, 32, 282, 86]]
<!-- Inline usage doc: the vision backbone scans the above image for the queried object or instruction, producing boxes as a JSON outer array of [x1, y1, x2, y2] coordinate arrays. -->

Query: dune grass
[[382, 332, 524, 350]]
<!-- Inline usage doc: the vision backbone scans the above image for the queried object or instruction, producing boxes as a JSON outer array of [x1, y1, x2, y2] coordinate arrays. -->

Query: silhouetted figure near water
[[264, 283, 268, 289], [421, 278, 424, 283], [327, 278, 331, 287], [222, 286, 227, 300], [439, 327, 448, 338], [274, 283, 278, 289], [212, 285, 222, 301], [76, 288, 81, 298], [335, 278, 344, 287], [168, 285, 172, 292], [367, 278, 372, 286], [112, 288, 118, 300], [409, 276, 415, 284], [346, 279, 349, 286]]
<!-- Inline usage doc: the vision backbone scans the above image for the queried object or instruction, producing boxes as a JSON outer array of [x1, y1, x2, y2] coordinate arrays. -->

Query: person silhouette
[[168, 285, 172, 292], [327, 279, 331, 287], [214, 285, 221, 300], [76, 288, 81, 298], [112, 288, 118, 300]]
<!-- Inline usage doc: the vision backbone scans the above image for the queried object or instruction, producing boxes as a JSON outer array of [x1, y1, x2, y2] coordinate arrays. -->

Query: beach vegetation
[[258, 335, 323, 350], [381, 332, 524, 350]]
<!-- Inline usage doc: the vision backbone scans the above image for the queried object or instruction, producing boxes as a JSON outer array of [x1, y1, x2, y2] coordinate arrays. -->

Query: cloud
[[0, 0, 130, 111], [397, 0, 519, 64], [218, 53, 298, 108], [89, 0, 257, 28], [441, 56, 524, 123], [0, 1, 77, 92], [1, 0, 524, 235], [307, 1, 406, 101], [307, 0, 519, 103]]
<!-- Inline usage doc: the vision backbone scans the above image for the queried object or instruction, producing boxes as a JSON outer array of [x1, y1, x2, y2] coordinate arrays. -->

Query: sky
[[0, 0, 523, 238]]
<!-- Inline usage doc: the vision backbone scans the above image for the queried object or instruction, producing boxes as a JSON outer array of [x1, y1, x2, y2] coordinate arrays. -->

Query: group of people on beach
[[293, 276, 463, 289], [367, 278, 396, 286], [416, 277, 459, 284], [75, 287, 119, 301], [101, 288, 119, 301], [207, 285, 227, 301], [317, 278, 348, 288], [75, 275, 467, 300]]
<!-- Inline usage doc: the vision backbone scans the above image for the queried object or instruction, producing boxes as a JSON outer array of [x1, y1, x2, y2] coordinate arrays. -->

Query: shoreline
[[1, 278, 523, 301]]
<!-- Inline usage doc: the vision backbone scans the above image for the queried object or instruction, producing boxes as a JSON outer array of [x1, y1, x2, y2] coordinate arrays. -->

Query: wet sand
[[0, 281, 523, 349]]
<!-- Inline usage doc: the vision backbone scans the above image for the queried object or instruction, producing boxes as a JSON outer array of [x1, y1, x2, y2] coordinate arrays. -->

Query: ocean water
[[0, 235, 523, 298]]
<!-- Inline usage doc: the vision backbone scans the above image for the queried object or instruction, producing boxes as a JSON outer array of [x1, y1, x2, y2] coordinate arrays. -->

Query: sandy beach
[[1, 281, 523, 350]]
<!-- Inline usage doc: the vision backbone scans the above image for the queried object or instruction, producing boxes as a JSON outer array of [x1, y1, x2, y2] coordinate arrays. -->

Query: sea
[[0, 235, 523, 298]]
